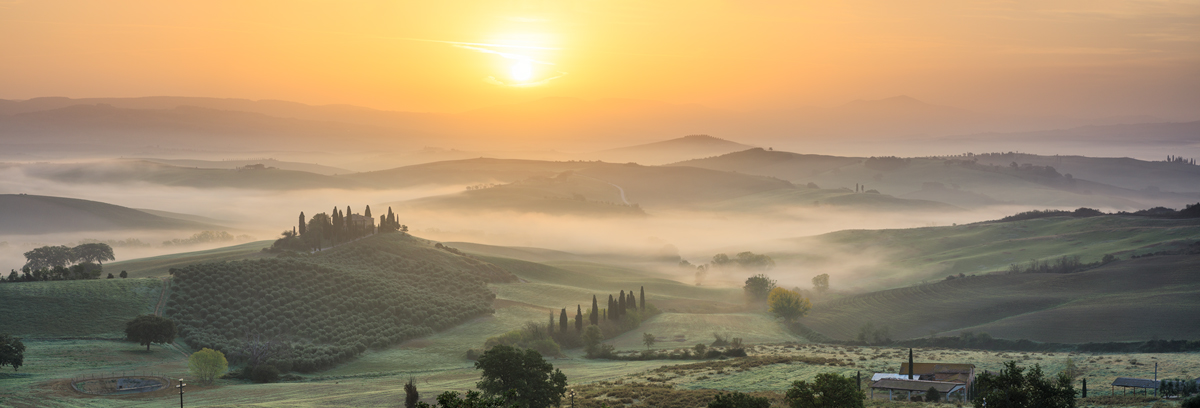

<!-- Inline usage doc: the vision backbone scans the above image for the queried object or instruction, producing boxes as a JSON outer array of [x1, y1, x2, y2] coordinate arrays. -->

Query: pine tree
[[640, 286, 645, 311], [575, 305, 583, 332], [299, 212, 306, 235], [559, 308, 568, 333], [590, 295, 599, 325]]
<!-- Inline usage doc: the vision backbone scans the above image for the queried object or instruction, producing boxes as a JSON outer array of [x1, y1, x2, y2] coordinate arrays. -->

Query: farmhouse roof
[[872, 373, 913, 381], [871, 379, 964, 393], [1112, 378, 1160, 389], [898, 363, 976, 375]]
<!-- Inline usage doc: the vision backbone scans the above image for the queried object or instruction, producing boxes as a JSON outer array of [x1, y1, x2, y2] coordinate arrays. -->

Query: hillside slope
[[592, 135, 755, 165], [0, 194, 222, 234], [800, 254, 1200, 343], [22, 160, 362, 190], [779, 215, 1200, 291]]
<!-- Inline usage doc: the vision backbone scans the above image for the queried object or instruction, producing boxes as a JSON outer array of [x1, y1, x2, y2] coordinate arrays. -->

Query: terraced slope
[[799, 254, 1200, 343]]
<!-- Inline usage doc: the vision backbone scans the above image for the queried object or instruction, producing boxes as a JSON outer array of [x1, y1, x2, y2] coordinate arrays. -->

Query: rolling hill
[[968, 152, 1200, 194], [591, 135, 755, 165], [776, 214, 1200, 292], [672, 148, 1199, 210], [21, 160, 363, 190], [799, 254, 1200, 343], [0, 194, 223, 234], [136, 158, 353, 176]]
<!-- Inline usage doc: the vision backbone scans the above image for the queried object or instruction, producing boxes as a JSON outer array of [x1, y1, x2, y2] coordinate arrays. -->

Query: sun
[[510, 60, 533, 81]]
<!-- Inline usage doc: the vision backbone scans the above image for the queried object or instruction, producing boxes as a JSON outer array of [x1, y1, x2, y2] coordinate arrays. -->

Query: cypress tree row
[[607, 295, 615, 321], [626, 291, 636, 312]]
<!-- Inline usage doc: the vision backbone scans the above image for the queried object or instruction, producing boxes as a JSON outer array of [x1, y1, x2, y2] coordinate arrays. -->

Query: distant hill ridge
[[0, 194, 222, 234]]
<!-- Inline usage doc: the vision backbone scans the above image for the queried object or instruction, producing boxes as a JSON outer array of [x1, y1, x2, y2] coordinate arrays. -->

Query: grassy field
[[105, 240, 274, 279], [0, 278, 163, 338], [800, 254, 1200, 343], [777, 215, 1200, 291]]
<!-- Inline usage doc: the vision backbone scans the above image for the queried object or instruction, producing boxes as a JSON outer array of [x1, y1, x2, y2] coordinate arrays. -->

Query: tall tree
[[548, 312, 555, 334], [575, 305, 583, 332], [22, 245, 74, 271], [639, 286, 645, 311], [618, 290, 626, 318], [474, 344, 567, 408], [627, 291, 636, 313], [785, 373, 864, 408], [299, 212, 306, 235], [364, 205, 372, 219], [405, 377, 420, 408], [768, 287, 812, 323], [559, 308, 568, 333], [124, 315, 177, 351], [0, 334, 25, 372], [607, 295, 615, 320], [590, 295, 599, 325]]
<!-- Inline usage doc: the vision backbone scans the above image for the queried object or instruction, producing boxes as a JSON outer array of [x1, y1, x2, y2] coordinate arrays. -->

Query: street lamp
[[569, 390, 576, 408], [176, 378, 186, 408]]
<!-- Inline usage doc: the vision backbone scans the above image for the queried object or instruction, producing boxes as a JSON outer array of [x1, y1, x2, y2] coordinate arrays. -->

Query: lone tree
[[474, 344, 567, 408], [187, 348, 228, 384], [639, 286, 645, 311], [743, 274, 777, 301], [768, 287, 812, 323], [811, 273, 830, 294], [124, 315, 177, 351], [971, 361, 1076, 408], [0, 334, 25, 372], [405, 377, 420, 408], [785, 372, 864, 408], [642, 332, 656, 350]]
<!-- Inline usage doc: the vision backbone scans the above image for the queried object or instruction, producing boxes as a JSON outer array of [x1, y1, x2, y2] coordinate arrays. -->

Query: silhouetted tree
[[559, 308, 568, 333], [119, 270, 128, 278], [72, 243, 115, 266], [364, 205, 372, 219], [124, 315, 177, 351], [627, 291, 636, 312], [405, 377, 420, 408], [590, 295, 599, 325], [575, 305, 583, 332], [0, 334, 25, 371], [299, 212, 306, 235], [785, 373, 864, 408], [708, 392, 770, 408], [618, 290, 626, 317], [744, 274, 777, 301], [639, 286, 645, 311], [811, 274, 830, 294]]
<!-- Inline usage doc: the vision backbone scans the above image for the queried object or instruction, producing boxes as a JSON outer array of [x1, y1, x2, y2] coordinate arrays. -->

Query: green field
[[105, 240, 274, 279], [0, 278, 163, 338], [801, 255, 1200, 343], [776, 215, 1200, 291]]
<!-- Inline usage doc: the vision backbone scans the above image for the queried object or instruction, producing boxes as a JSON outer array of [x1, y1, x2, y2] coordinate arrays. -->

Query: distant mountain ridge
[[0, 194, 223, 234]]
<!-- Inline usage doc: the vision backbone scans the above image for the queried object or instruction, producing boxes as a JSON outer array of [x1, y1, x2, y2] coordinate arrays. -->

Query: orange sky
[[2, 0, 1198, 118]]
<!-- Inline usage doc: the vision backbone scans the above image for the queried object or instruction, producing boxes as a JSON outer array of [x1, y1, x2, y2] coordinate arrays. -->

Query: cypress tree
[[559, 308, 568, 333], [364, 205, 372, 219], [575, 305, 583, 332], [603, 309, 607, 321], [640, 286, 645, 311], [299, 212, 306, 235], [548, 312, 555, 334], [608, 295, 615, 320], [590, 295, 599, 325], [618, 290, 626, 318]]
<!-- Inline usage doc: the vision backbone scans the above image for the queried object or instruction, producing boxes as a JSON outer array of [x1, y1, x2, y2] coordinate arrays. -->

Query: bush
[[785, 373, 863, 408], [1184, 395, 1200, 408], [707, 391, 770, 408], [925, 386, 941, 403], [251, 364, 280, 383]]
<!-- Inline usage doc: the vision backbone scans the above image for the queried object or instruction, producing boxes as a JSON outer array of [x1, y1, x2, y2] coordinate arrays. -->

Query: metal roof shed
[[870, 379, 966, 402], [1111, 377, 1161, 396]]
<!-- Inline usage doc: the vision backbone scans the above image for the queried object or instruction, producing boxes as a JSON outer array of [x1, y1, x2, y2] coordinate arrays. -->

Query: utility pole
[[177, 378, 186, 408]]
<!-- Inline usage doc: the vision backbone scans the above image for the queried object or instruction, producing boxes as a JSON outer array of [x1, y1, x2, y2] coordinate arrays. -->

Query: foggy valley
[[2, 1, 1199, 407]]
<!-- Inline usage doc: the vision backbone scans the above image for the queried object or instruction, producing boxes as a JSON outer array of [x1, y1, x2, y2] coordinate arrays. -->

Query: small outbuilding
[[1112, 377, 1160, 396]]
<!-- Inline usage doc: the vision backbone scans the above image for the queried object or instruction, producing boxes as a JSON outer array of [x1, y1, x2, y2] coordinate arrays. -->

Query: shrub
[[925, 386, 941, 403], [707, 391, 770, 408], [785, 372, 864, 408], [251, 364, 280, 383], [1183, 395, 1200, 408]]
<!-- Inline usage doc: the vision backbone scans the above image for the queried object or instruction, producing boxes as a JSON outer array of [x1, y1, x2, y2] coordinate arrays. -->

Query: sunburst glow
[[510, 60, 533, 81]]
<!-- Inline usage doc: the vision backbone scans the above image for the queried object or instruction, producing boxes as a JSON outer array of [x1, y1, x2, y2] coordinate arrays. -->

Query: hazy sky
[[2, 0, 1198, 118]]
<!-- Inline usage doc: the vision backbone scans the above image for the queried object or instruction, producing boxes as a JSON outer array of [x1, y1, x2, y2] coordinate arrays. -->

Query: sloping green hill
[[593, 134, 755, 165], [0, 194, 222, 234], [969, 152, 1200, 194], [105, 240, 274, 278], [781, 215, 1200, 290], [799, 254, 1200, 343]]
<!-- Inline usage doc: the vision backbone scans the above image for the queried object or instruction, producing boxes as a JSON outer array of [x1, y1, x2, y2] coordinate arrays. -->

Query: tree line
[[4, 243, 115, 283], [272, 205, 408, 252]]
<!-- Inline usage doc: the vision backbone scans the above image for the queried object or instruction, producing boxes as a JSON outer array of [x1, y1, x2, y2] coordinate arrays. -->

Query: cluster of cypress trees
[[546, 286, 648, 336], [377, 207, 407, 233], [297, 205, 391, 250]]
